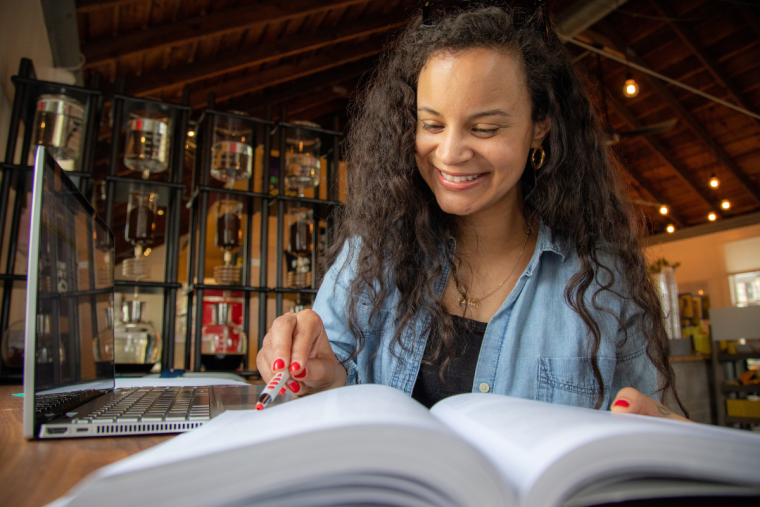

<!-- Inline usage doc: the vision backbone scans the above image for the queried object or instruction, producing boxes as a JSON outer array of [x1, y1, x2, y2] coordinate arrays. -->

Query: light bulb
[[659, 205, 668, 215], [666, 224, 675, 233], [709, 176, 719, 188], [708, 212, 717, 221], [721, 199, 730, 210], [187, 130, 195, 137], [623, 77, 639, 98]]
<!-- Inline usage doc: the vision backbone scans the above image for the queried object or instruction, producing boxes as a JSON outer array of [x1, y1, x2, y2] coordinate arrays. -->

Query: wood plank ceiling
[[75, 0, 760, 236]]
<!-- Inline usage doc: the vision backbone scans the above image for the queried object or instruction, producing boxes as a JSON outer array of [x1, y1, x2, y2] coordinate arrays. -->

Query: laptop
[[24, 147, 275, 440]]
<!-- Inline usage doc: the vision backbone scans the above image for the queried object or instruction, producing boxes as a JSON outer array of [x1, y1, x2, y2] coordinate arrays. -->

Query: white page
[[431, 393, 760, 505], [98, 384, 449, 477]]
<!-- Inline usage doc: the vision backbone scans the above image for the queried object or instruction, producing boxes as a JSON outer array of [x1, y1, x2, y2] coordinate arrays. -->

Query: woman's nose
[[437, 129, 473, 166]]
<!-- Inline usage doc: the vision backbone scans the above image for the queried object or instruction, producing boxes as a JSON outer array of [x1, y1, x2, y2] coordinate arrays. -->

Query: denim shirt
[[312, 222, 659, 410]]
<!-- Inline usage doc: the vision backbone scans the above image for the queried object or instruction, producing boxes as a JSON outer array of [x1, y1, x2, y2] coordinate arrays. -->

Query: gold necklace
[[457, 225, 532, 308]]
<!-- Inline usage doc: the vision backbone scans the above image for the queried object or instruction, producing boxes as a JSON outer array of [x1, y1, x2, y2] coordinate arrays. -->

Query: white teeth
[[439, 170, 480, 182]]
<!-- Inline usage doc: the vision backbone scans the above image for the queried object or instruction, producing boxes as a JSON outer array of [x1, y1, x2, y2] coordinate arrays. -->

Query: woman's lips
[[435, 169, 487, 190]]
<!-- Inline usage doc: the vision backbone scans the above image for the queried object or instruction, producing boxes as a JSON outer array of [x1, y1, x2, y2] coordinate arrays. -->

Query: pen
[[255, 370, 290, 410]]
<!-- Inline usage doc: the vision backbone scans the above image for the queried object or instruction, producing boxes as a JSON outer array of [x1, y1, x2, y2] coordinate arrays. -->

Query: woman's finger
[[610, 387, 692, 423], [267, 313, 298, 373]]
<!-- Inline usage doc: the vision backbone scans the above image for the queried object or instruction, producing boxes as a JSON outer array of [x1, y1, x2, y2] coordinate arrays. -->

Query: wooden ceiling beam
[[737, 5, 760, 40], [231, 60, 375, 115], [126, 14, 405, 97], [290, 99, 350, 123], [624, 170, 685, 229], [595, 23, 760, 205], [81, 0, 370, 68], [188, 39, 384, 108], [606, 91, 718, 221], [76, 0, 141, 13], [652, 1, 760, 134]]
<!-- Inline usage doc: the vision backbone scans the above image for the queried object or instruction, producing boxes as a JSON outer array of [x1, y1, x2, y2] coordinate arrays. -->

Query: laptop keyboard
[[74, 386, 211, 424], [35, 389, 105, 418]]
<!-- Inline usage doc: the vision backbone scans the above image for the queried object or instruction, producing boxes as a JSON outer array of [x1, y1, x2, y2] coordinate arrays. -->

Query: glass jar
[[211, 114, 253, 185], [32, 94, 85, 164], [1, 319, 25, 369], [201, 302, 246, 371], [124, 110, 171, 179], [285, 207, 314, 289], [114, 300, 161, 373], [285, 121, 321, 191], [125, 190, 157, 247], [213, 199, 243, 284]]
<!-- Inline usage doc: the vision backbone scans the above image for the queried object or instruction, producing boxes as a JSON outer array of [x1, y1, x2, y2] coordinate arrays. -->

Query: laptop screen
[[24, 147, 115, 436]]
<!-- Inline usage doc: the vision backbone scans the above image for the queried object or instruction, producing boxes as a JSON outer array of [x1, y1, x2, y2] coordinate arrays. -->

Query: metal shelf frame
[[184, 113, 342, 375], [0, 59, 102, 380], [103, 91, 191, 374]]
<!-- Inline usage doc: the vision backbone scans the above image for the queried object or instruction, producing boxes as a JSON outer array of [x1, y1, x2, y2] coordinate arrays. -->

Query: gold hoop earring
[[530, 146, 546, 170]]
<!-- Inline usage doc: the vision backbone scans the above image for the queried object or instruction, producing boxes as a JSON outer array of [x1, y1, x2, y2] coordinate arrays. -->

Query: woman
[[258, 4, 688, 421]]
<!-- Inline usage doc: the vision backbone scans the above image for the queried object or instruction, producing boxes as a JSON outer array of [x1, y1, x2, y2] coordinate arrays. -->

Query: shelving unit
[[184, 110, 342, 375], [710, 306, 760, 429], [0, 59, 102, 381]]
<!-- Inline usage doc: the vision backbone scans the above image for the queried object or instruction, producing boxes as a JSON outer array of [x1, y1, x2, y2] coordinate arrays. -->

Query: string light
[[721, 200, 731, 210], [187, 130, 195, 137], [709, 175, 719, 188], [623, 72, 640, 98], [708, 212, 717, 221], [666, 224, 675, 233], [659, 205, 668, 215]]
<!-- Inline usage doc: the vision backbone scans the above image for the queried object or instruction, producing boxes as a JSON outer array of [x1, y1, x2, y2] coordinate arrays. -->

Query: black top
[[411, 314, 488, 409]]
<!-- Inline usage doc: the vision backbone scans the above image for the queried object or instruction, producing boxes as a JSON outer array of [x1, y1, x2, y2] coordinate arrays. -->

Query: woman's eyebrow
[[470, 109, 511, 120], [417, 107, 441, 116], [416, 107, 512, 120]]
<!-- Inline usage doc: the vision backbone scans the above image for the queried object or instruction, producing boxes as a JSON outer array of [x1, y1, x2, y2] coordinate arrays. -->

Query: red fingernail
[[279, 387, 286, 395], [293, 369, 307, 379], [613, 400, 630, 408], [287, 381, 301, 394], [272, 358, 285, 371], [289, 362, 301, 373]]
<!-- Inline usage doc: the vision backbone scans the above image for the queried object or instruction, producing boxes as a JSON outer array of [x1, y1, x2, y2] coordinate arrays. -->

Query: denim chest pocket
[[537, 356, 616, 409]]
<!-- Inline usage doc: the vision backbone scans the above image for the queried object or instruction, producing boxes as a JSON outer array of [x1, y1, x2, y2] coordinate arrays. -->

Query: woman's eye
[[421, 122, 443, 132], [472, 127, 499, 136]]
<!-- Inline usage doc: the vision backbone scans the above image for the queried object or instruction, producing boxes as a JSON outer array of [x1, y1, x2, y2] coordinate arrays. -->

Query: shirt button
[[479, 383, 490, 393]]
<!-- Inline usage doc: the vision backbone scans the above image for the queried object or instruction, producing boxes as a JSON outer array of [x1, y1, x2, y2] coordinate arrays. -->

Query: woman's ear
[[531, 117, 552, 148]]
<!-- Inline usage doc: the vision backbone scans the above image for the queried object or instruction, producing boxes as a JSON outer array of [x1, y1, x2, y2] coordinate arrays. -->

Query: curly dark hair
[[327, 5, 684, 413]]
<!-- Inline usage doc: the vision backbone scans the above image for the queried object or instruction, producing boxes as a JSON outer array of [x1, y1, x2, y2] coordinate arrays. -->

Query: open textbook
[[50, 384, 760, 507]]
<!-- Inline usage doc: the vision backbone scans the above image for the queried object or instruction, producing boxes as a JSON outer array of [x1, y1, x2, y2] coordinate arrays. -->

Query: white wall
[[645, 223, 760, 309], [0, 0, 73, 163]]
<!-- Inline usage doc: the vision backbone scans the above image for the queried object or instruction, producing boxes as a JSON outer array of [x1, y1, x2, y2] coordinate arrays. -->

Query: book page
[[53, 385, 514, 507], [100, 384, 450, 477], [431, 393, 760, 506]]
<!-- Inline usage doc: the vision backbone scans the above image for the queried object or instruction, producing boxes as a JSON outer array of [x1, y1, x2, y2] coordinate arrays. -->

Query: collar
[[446, 220, 570, 263]]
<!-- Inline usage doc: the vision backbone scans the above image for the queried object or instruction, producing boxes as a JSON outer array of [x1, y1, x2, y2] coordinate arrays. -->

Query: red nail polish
[[272, 358, 285, 371], [293, 369, 307, 379], [613, 400, 630, 408], [279, 387, 286, 395], [289, 362, 301, 373], [288, 381, 301, 394]]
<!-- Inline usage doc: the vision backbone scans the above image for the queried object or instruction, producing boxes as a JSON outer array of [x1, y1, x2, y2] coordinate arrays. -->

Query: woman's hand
[[256, 310, 347, 397], [610, 387, 692, 423]]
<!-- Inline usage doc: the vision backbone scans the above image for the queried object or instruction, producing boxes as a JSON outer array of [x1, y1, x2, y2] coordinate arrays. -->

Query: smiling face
[[415, 48, 550, 221]]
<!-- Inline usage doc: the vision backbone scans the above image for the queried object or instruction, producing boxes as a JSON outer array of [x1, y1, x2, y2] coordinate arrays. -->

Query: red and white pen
[[255, 370, 290, 410]]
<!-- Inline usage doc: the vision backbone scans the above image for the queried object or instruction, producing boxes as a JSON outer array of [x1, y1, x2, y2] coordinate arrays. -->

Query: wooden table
[[0, 384, 171, 507]]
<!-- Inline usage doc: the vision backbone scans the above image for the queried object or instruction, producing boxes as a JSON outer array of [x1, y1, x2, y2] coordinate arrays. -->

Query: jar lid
[[36, 94, 85, 117], [128, 118, 168, 134]]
